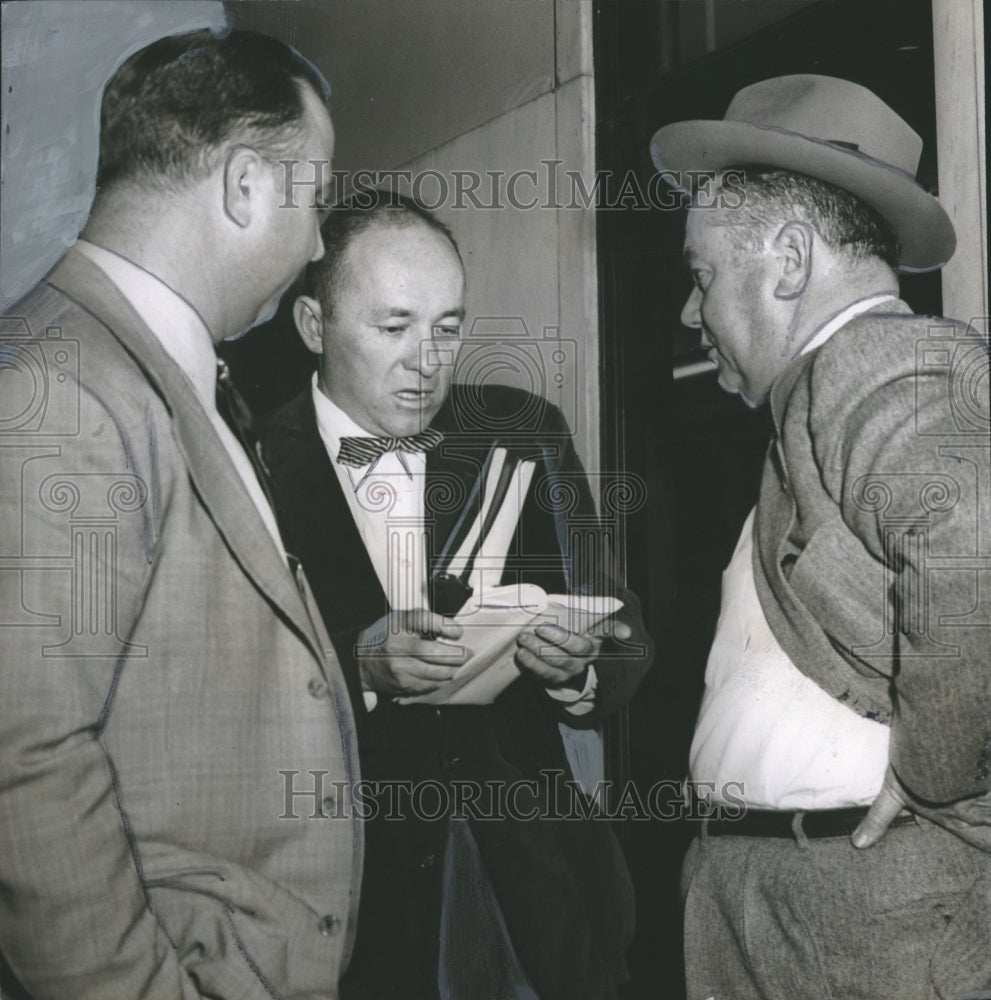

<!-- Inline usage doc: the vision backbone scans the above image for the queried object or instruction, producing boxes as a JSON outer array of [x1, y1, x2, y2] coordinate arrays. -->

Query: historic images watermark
[[845, 320, 991, 657], [278, 770, 747, 822], [0, 316, 150, 657], [279, 160, 746, 213]]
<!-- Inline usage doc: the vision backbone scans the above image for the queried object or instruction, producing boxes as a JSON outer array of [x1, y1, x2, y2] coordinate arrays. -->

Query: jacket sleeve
[[0, 382, 209, 999], [810, 323, 991, 804], [520, 401, 653, 729]]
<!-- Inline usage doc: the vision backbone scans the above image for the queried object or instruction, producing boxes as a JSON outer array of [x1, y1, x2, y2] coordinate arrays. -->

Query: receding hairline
[[315, 209, 464, 312]]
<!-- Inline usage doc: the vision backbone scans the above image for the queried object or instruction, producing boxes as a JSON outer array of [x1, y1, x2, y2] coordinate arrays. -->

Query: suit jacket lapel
[[47, 250, 324, 657], [265, 391, 387, 635]]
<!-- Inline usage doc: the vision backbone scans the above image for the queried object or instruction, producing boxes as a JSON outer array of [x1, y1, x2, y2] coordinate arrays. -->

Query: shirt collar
[[310, 373, 431, 486], [74, 239, 217, 404], [310, 371, 384, 459], [799, 292, 899, 356]]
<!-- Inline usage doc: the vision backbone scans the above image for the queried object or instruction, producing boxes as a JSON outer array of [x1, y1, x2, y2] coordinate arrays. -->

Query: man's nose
[[680, 287, 702, 330], [310, 224, 326, 264], [409, 335, 444, 376]]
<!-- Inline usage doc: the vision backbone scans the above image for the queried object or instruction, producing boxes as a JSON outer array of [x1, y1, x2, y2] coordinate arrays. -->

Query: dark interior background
[[593, 1, 941, 996]]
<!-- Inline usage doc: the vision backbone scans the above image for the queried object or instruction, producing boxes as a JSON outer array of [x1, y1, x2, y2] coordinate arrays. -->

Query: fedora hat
[[650, 75, 955, 271]]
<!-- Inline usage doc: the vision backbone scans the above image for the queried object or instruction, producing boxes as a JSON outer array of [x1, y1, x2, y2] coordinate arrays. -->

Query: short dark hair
[[96, 28, 328, 193], [302, 189, 462, 314], [711, 167, 901, 269]]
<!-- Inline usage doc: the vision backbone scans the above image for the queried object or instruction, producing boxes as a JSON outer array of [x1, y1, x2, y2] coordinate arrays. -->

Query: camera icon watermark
[[915, 320, 991, 436], [0, 318, 80, 436], [437, 316, 581, 434], [2, 313, 148, 656], [847, 322, 991, 657]]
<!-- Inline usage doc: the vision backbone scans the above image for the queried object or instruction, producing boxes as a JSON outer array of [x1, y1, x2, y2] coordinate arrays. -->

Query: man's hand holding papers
[[399, 584, 623, 706], [357, 609, 469, 697]]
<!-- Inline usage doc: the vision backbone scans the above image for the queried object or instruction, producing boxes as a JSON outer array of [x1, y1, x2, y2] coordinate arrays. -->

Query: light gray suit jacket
[[754, 300, 991, 817], [0, 249, 362, 999]]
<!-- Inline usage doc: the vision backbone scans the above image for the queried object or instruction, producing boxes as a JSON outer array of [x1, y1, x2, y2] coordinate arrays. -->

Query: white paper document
[[400, 583, 622, 706]]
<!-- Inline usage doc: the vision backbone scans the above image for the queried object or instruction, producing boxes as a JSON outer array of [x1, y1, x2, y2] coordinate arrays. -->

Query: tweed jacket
[[259, 383, 653, 1000], [754, 300, 991, 809], [0, 250, 362, 1000]]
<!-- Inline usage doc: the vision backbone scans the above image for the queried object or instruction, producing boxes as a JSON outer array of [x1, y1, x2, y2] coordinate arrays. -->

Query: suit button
[[308, 677, 329, 699], [319, 914, 341, 936], [419, 853, 436, 869]]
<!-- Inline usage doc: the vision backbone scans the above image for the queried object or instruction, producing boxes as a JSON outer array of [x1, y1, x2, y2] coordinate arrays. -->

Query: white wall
[[230, 0, 601, 469], [932, 0, 988, 329], [0, 0, 227, 307], [228, 0, 557, 176]]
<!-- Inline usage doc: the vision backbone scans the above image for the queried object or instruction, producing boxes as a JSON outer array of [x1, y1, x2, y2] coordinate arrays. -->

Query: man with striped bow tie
[[259, 190, 652, 1000]]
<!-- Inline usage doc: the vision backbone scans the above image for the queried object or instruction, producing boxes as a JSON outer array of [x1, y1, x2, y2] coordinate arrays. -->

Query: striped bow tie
[[337, 428, 444, 467]]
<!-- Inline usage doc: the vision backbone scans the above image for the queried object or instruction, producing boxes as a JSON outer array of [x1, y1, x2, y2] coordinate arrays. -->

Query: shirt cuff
[[545, 664, 597, 716], [363, 691, 378, 711]]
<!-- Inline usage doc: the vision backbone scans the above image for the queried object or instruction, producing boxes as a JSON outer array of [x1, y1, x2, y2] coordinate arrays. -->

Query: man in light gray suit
[[651, 76, 990, 999], [0, 29, 360, 999]]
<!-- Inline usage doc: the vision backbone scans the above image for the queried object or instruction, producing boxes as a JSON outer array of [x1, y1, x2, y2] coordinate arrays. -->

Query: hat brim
[[650, 120, 955, 271]]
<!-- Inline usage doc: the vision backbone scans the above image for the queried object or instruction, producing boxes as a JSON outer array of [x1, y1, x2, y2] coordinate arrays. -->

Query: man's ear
[[223, 145, 266, 228], [294, 295, 325, 355], [772, 220, 814, 300]]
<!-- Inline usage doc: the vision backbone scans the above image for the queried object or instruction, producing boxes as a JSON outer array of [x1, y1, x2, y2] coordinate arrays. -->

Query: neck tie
[[214, 357, 276, 508], [337, 428, 444, 468]]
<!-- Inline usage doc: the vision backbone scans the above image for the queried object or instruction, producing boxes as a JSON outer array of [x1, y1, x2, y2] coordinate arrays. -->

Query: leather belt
[[703, 805, 917, 840]]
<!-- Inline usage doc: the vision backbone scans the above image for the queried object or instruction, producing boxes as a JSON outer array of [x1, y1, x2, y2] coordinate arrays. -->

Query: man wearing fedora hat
[[651, 76, 990, 999]]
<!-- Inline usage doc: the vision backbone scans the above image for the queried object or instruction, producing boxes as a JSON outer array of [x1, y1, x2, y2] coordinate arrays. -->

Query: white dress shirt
[[310, 375, 596, 713], [311, 376, 430, 611], [74, 240, 286, 556], [690, 294, 897, 809]]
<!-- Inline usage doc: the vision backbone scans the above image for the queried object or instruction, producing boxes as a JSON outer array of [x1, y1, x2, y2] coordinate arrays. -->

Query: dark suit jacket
[[260, 383, 653, 1000], [0, 250, 362, 999]]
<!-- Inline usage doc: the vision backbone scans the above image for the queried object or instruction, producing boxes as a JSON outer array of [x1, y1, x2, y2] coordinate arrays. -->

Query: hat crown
[[725, 75, 922, 176], [648, 74, 955, 269]]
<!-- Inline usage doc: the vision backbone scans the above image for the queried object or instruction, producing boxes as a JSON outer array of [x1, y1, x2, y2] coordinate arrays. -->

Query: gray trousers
[[683, 816, 991, 1000]]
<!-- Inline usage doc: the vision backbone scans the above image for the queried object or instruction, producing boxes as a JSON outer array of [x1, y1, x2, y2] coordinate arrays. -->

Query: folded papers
[[399, 583, 622, 706]]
